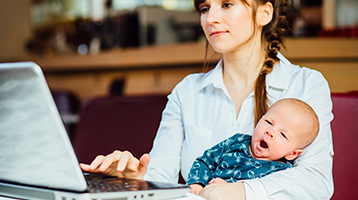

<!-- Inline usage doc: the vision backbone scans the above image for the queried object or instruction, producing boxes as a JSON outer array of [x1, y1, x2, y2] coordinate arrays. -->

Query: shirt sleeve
[[244, 70, 334, 199], [143, 75, 192, 183]]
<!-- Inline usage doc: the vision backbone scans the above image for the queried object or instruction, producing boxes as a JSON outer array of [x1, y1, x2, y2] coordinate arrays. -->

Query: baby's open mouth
[[260, 140, 268, 148]]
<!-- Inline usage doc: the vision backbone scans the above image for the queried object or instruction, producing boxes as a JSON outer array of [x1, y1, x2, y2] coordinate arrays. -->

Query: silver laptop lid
[[0, 62, 87, 192]]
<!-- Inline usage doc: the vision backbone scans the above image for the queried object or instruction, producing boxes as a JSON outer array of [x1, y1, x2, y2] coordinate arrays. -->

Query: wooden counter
[[25, 43, 218, 74], [23, 38, 358, 101]]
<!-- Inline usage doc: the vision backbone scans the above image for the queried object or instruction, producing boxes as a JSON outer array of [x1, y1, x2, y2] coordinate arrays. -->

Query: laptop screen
[[0, 62, 87, 192]]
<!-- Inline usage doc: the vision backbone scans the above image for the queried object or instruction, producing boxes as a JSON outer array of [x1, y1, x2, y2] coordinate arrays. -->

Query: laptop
[[0, 62, 190, 200]]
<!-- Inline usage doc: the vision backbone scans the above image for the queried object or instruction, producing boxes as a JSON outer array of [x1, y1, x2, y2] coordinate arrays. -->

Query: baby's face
[[250, 102, 307, 161]]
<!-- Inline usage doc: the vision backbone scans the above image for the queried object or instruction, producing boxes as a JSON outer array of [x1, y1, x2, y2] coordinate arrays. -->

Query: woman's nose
[[206, 7, 221, 24]]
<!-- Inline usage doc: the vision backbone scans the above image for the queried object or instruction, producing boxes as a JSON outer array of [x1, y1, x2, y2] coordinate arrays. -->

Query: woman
[[81, 0, 334, 199]]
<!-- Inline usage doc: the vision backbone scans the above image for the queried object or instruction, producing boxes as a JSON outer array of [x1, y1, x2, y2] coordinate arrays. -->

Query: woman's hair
[[194, 0, 290, 125]]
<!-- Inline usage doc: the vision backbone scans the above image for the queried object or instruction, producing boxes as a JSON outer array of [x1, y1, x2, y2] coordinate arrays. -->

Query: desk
[[0, 178, 201, 200], [171, 193, 205, 200], [0, 193, 203, 200]]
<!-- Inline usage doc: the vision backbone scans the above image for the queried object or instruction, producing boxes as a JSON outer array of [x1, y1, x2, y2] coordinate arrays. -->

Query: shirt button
[[329, 152, 334, 158]]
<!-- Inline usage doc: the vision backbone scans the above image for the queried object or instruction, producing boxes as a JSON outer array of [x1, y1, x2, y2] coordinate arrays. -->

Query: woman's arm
[[200, 181, 246, 200], [144, 75, 197, 183]]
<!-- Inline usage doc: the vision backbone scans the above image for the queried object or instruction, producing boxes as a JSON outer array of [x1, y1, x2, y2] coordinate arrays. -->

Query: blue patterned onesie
[[186, 133, 292, 186]]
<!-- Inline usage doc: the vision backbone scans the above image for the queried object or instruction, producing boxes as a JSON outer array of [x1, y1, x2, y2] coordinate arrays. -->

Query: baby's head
[[250, 98, 319, 162]]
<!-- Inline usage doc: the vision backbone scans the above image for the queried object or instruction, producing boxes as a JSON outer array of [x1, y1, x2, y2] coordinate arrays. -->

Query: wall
[[0, 1, 32, 61]]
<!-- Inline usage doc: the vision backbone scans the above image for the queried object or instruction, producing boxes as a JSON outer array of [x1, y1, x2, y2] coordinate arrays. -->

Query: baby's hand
[[189, 184, 204, 195], [209, 177, 228, 184]]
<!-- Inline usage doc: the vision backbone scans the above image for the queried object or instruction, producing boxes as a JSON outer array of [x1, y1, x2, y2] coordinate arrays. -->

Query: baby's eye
[[281, 132, 287, 139], [265, 120, 272, 125]]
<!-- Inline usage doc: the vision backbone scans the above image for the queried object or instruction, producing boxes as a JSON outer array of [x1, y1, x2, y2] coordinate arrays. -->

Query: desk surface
[[0, 193, 203, 200]]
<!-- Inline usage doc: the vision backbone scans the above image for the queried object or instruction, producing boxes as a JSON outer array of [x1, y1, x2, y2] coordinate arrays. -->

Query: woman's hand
[[80, 150, 150, 179], [199, 181, 245, 200]]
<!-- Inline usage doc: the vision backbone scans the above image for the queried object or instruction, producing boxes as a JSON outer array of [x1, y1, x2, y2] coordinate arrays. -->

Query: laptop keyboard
[[85, 173, 149, 193]]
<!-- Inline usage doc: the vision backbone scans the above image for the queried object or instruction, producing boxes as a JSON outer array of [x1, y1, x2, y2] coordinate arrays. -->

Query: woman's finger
[[89, 155, 106, 171], [138, 153, 150, 175], [79, 163, 91, 171], [117, 151, 133, 171], [99, 150, 122, 172]]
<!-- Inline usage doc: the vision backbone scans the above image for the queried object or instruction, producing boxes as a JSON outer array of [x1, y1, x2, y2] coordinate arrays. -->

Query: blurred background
[[1, 0, 357, 63], [1, 0, 201, 60], [0, 0, 357, 136]]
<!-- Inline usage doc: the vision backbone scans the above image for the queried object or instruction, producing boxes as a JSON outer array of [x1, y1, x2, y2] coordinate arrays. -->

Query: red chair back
[[331, 91, 358, 200], [73, 94, 168, 164]]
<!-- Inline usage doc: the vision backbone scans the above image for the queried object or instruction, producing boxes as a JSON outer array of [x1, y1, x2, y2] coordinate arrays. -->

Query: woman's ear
[[257, 2, 273, 26], [284, 149, 304, 161]]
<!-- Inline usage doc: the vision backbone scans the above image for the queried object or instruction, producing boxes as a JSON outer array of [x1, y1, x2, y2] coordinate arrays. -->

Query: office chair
[[73, 94, 168, 164], [51, 90, 80, 141]]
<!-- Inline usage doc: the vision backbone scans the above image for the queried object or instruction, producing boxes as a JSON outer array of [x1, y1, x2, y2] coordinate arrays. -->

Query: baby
[[187, 98, 319, 194]]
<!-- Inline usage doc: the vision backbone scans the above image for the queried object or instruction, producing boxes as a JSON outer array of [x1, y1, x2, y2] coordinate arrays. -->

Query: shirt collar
[[200, 53, 292, 90], [200, 59, 225, 90]]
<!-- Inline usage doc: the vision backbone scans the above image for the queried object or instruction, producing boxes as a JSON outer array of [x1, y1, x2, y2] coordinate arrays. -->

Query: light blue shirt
[[144, 53, 334, 200]]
